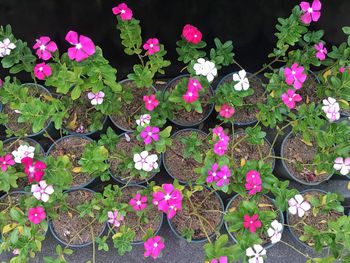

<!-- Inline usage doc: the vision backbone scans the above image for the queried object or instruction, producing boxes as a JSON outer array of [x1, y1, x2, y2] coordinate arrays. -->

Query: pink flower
[[206, 163, 220, 183], [219, 104, 235, 119], [284, 63, 307, 89], [88, 91, 105, 105], [112, 3, 133, 21], [140, 126, 160, 145], [333, 157, 350, 176], [243, 214, 262, 233], [21, 157, 46, 183], [183, 86, 199, 103], [216, 165, 231, 187], [143, 38, 160, 55], [339, 66, 350, 73], [188, 78, 202, 92], [152, 184, 182, 219], [213, 141, 228, 156], [129, 193, 147, 211], [144, 236, 165, 259], [33, 36, 58, 60], [0, 154, 15, 172], [0, 79, 3, 87], [300, 0, 322, 24], [12, 249, 19, 255], [213, 126, 224, 138], [34, 62, 52, 80], [281, 89, 302, 109], [65, 31, 95, 62], [314, 42, 327, 61], [31, 180, 54, 202], [28, 206, 46, 224], [245, 170, 262, 195], [108, 210, 124, 228], [143, 95, 159, 111], [182, 24, 202, 44], [210, 256, 228, 263]]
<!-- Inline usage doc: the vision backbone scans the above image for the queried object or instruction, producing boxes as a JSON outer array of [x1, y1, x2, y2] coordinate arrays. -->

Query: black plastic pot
[[275, 131, 333, 185], [49, 188, 106, 248], [46, 134, 98, 190], [163, 74, 215, 128], [162, 128, 207, 184], [108, 184, 163, 245], [167, 185, 224, 243], [224, 194, 284, 249]]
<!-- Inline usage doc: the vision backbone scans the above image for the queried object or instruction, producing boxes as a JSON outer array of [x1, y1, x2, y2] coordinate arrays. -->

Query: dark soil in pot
[[282, 133, 330, 183], [51, 189, 105, 246], [163, 130, 209, 182], [113, 186, 162, 242], [0, 192, 26, 212], [47, 136, 92, 188], [169, 187, 223, 240]]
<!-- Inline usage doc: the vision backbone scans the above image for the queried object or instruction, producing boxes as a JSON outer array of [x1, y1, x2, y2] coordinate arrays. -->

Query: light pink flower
[[112, 3, 133, 21], [108, 210, 124, 228], [152, 184, 182, 219], [0, 154, 15, 172], [188, 78, 202, 92], [267, 220, 283, 244], [143, 95, 159, 111], [34, 62, 52, 80], [213, 141, 228, 156], [216, 165, 230, 187], [143, 38, 160, 55], [33, 36, 58, 60], [210, 256, 228, 263], [144, 236, 165, 259], [182, 24, 202, 44], [284, 63, 307, 89], [88, 91, 105, 105], [243, 214, 262, 233], [65, 31, 95, 62], [21, 157, 46, 183], [129, 193, 147, 211], [288, 194, 311, 217], [140, 126, 160, 145], [219, 104, 235, 119], [206, 163, 220, 183], [300, 0, 322, 24], [183, 85, 199, 103], [314, 42, 327, 61], [333, 157, 350, 176], [136, 114, 151, 127], [12, 249, 19, 255], [322, 97, 340, 122], [281, 89, 302, 109], [245, 170, 262, 195], [31, 180, 54, 202], [28, 206, 46, 224]]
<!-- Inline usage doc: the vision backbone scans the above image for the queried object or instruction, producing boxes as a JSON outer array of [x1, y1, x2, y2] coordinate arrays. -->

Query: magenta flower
[[0, 154, 15, 172], [281, 89, 302, 109], [143, 95, 159, 111], [314, 42, 327, 61], [206, 163, 220, 183], [339, 66, 350, 73], [143, 38, 160, 55], [182, 24, 202, 44], [129, 193, 147, 211], [183, 85, 199, 103], [152, 184, 183, 219], [140, 126, 160, 145], [21, 157, 46, 183], [108, 210, 124, 228], [28, 206, 46, 224], [217, 165, 231, 187], [210, 256, 228, 263], [65, 31, 95, 62], [213, 141, 228, 156], [112, 3, 133, 21], [245, 170, 262, 195], [243, 214, 262, 233], [144, 236, 165, 259], [33, 36, 58, 60], [88, 91, 105, 105], [284, 63, 307, 89], [188, 78, 202, 92], [212, 126, 226, 140], [300, 0, 321, 24], [219, 104, 235, 119], [34, 62, 52, 80]]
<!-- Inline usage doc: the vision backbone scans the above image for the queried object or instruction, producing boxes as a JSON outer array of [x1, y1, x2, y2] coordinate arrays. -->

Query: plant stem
[[280, 240, 313, 260]]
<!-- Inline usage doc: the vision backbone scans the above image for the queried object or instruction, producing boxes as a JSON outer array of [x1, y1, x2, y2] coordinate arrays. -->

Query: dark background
[[0, 0, 349, 80]]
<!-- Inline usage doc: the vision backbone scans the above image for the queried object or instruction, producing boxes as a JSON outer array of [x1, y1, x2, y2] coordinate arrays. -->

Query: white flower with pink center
[[0, 38, 16, 57], [88, 91, 105, 105], [333, 157, 350, 176], [12, 144, 35, 163], [322, 97, 340, 122], [31, 180, 54, 202], [136, 114, 151, 127], [133, 151, 158, 172], [288, 194, 311, 217]]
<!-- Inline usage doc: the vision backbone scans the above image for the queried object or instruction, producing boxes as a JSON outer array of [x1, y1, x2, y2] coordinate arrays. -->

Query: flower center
[[150, 44, 154, 48], [289, 98, 293, 102], [136, 200, 141, 206], [148, 132, 153, 136], [76, 43, 82, 50], [153, 243, 158, 248], [121, 9, 126, 14], [148, 100, 152, 104], [307, 7, 313, 13], [194, 34, 198, 38], [188, 92, 193, 97], [39, 44, 46, 50], [292, 70, 296, 75], [212, 172, 216, 177], [39, 67, 43, 71], [29, 166, 35, 173], [250, 220, 253, 224], [164, 194, 171, 200], [34, 213, 38, 217], [2, 161, 6, 165]]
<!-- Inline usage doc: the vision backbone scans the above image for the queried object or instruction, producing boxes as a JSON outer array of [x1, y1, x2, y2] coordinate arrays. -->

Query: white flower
[[322, 97, 340, 122], [232, 70, 250, 91], [333, 157, 350, 175], [288, 194, 311, 217], [136, 114, 151, 127], [133, 151, 158, 172], [246, 244, 266, 263], [31, 180, 54, 202], [0, 38, 16, 57], [87, 91, 105, 105], [12, 144, 35, 163], [193, 58, 217, 82], [267, 220, 283, 244]]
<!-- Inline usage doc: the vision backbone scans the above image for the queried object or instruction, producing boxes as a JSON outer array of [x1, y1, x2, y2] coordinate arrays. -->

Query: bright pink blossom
[[140, 126, 160, 145], [34, 62, 52, 80], [300, 0, 322, 24], [339, 66, 350, 73], [245, 170, 262, 195], [129, 193, 147, 211], [219, 104, 235, 119], [314, 42, 327, 61], [144, 236, 165, 259], [213, 141, 228, 156], [143, 95, 159, 111], [112, 3, 133, 21], [108, 210, 124, 228], [216, 165, 231, 187], [21, 157, 46, 183], [243, 214, 262, 233], [65, 31, 95, 62], [182, 24, 202, 44], [33, 36, 58, 60], [206, 163, 220, 183], [0, 154, 15, 172], [188, 78, 202, 92], [152, 184, 182, 219], [183, 85, 199, 103], [28, 206, 46, 224], [281, 89, 302, 109], [210, 256, 228, 263], [213, 126, 224, 138], [284, 63, 307, 89], [143, 38, 160, 55]]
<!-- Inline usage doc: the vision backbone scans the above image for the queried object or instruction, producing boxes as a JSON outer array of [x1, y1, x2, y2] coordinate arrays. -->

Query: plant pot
[[216, 72, 265, 127], [162, 128, 208, 184], [49, 188, 106, 248], [108, 184, 163, 245], [109, 132, 160, 185], [62, 115, 108, 139], [46, 134, 97, 190], [275, 131, 333, 185], [163, 74, 214, 128], [167, 185, 224, 243], [109, 79, 157, 132], [224, 194, 284, 249]]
